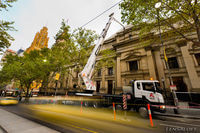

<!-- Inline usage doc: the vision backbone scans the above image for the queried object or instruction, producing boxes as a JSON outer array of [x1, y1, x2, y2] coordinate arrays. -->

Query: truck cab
[[123, 80, 166, 117]]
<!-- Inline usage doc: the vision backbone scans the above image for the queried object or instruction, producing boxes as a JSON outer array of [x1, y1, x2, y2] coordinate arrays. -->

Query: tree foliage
[[120, 0, 200, 46], [0, 0, 17, 52], [0, 48, 54, 96], [53, 20, 115, 88], [0, 19, 117, 94], [53, 20, 99, 87]]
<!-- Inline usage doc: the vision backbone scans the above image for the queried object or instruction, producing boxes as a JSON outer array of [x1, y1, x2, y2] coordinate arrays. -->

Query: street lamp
[[155, 2, 179, 113], [155, 2, 161, 9], [43, 59, 47, 62]]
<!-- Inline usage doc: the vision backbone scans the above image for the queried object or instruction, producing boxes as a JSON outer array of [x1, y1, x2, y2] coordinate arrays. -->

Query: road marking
[[160, 123, 184, 128], [161, 121, 200, 127], [30, 108, 98, 133], [69, 124, 98, 133]]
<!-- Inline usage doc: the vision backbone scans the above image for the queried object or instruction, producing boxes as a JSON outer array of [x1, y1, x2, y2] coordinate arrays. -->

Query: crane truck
[[69, 13, 166, 117]]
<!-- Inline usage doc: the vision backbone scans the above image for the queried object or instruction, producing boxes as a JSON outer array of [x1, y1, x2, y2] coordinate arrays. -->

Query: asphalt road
[[0, 104, 199, 133]]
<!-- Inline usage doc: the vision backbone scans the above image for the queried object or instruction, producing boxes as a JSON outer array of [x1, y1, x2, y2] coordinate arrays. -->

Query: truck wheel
[[84, 101, 89, 107], [92, 102, 98, 108], [116, 105, 122, 110], [138, 107, 148, 118]]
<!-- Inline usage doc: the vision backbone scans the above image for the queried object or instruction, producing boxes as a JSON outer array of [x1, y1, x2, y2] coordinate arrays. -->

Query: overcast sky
[[2, 0, 123, 52]]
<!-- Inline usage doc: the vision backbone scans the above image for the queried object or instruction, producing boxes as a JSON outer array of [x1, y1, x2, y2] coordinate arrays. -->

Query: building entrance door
[[108, 80, 113, 94], [96, 81, 100, 92], [172, 77, 188, 92]]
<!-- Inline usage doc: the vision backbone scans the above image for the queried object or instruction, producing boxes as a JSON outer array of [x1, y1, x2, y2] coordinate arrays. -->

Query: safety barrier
[[147, 104, 153, 127], [113, 102, 116, 120]]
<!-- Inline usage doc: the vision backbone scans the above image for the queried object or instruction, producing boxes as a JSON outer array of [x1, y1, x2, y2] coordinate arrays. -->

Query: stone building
[[94, 25, 200, 94]]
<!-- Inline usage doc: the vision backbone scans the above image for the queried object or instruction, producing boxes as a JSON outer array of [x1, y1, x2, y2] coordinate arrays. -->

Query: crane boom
[[80, 13, 115, 91]]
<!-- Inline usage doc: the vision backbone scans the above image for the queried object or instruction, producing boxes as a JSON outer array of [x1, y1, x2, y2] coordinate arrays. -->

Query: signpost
[[170, 85, 177, 91]]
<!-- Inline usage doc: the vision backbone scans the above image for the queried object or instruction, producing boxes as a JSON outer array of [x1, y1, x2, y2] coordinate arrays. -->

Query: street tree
[[0, 0, 17, 53], [0, 49, 53, 97], [53, 20, 99, 89], [52, 20, 115, 90], [120, 0, 200, 46]]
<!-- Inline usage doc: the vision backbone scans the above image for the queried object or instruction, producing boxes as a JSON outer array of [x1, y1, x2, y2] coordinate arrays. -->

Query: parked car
[[0, 97, 18, 105]]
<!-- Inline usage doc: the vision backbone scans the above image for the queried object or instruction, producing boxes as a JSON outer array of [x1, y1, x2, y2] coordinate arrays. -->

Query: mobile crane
[[80, 13, 124, 91], [72, 13, 166, 117]]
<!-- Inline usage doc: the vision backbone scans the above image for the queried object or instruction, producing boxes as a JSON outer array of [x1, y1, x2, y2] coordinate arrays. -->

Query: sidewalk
[[0, 108, 59, 133], [155, 107, 200, 119]]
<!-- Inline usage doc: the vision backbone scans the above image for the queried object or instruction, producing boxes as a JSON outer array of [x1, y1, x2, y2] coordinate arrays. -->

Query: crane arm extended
[[80, 13, 115, 91]]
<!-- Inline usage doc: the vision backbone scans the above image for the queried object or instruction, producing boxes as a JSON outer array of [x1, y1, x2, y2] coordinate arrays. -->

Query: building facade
[[94, 25, 200, 94]]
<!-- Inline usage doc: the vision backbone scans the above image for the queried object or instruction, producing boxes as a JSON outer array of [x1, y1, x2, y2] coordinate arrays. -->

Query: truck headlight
[[160, 105, 166, 109]]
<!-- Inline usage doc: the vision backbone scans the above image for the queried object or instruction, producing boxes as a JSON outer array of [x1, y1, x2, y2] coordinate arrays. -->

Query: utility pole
[[155, 2, 179, 114]]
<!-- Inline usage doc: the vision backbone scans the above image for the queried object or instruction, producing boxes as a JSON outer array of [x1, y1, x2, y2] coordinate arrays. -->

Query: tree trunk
[[191, 7, 200, 45], [196, 25, 200, 43]]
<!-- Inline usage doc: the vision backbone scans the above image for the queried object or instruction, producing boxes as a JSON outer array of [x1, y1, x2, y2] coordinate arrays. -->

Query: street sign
[[170, 85, 177, 91]]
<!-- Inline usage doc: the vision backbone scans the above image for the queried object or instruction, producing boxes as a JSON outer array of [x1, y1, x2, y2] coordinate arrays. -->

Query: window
[[137, 82, 141, 90], [168, 57, 179, 69], [97, 69, 101, 76], [108, 67, 113, 75], [142, 82, 155, 92], [129, 61, 138, 71], [108, 80, 113, 94], [195, 53, 200, 66]]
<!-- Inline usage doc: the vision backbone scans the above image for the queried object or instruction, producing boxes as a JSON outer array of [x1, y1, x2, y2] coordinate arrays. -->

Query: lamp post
[[155, 2, 179, 113], [43, 59, 47, 63], [43, 59, 47, 96], [161, 77, 167, 101]]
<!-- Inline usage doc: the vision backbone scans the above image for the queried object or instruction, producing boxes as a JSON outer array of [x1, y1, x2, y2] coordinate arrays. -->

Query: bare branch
[[163, 2, 193, 26], [163, 19, 194, 42]]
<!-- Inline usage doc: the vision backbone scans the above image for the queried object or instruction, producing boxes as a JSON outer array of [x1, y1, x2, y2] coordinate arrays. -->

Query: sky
[[2, 0, 123, 52]]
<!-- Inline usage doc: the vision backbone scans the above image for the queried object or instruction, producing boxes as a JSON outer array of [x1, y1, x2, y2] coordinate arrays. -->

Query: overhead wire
[[80, 0, 123, 28]]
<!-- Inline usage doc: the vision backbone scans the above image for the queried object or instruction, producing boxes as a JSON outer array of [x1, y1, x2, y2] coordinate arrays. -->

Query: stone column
[[101, 67, 106, 89], [180, 43, 200, 91], [146, 50, 157, 80], [154, 51, 165, 81], [68, 69, 73, 89], [116, 56, 122, 88]]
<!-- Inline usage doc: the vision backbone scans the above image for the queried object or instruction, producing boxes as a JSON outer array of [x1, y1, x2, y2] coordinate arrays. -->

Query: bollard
[[113, 102, 116, 120], [147, 104, 154, 127], [123, 94, 127, 119]]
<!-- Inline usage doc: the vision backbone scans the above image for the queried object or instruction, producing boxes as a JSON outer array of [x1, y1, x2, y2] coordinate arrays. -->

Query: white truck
[[72, 13, 166, 117]]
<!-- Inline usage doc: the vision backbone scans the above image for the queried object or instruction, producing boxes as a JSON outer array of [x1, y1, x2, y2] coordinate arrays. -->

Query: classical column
[[101, 67, 106, 89], [116, 55, 122, 88], [146, 49, 157, 80], [154, 51, 166, 82], [180, 43, 200, 91]]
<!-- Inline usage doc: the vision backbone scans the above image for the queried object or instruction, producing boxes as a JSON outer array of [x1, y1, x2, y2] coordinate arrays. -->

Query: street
[[0, 104, 199, 133]]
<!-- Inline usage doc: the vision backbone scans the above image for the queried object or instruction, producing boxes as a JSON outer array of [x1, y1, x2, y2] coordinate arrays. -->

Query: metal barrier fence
[[164, 91, 200, 108], [176, 92, 200, 107]]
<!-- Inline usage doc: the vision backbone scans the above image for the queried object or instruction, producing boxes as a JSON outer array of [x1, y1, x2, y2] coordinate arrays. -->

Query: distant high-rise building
[[26, 26, 49, 53], [17, 48, 24, 56]]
